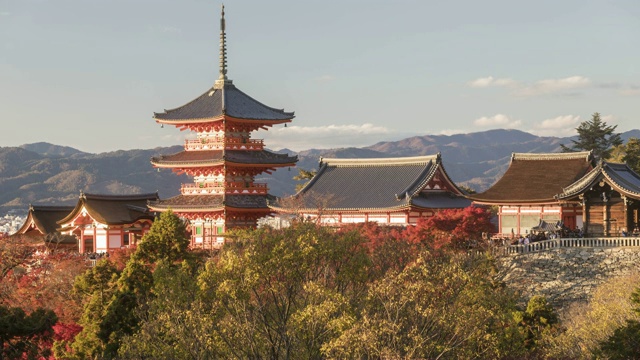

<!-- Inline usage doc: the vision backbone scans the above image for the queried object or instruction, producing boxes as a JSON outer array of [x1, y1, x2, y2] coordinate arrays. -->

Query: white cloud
[[259, 123, 404, 151], [147, 25, 182, 34], [601, 114, 617, 124], [473, 114, 522, 128], [314, 75, 335, 83], [437, 128, 467, 136], [529, 115, 581, 137], [619, 86, 640, 96], [517, 76, 591, 97], [467, 76, 515, 88], [0, 11, 10, 16], [468, 75, 594, 97]]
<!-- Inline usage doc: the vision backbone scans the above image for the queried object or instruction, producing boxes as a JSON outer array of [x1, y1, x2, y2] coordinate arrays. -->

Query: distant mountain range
[[2, 129, 639, 215]]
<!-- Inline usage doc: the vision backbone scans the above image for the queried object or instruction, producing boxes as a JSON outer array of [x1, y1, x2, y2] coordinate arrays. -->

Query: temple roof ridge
[[320, 154, 440, 168], [82, 192, 159, 201], [511, 151, 593, 162]]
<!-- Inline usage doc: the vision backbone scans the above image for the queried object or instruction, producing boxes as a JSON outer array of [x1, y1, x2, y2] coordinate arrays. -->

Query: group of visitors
[[621, 226, 640, 237]]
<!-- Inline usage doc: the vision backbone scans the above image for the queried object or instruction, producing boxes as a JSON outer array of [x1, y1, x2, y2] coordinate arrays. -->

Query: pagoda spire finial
[[214, 3, 232, 89]]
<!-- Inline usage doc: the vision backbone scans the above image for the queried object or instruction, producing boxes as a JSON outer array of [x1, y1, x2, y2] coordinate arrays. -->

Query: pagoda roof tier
[[58, 192, 159, 226], [272, 154, 470, 212], [556, 161, 640, 201], [16, 205, 75, 235], [148, 194, 271, 212], [469, 151, 594, 205], [151, 149, 297, 168], [154, 84, 294, 124]]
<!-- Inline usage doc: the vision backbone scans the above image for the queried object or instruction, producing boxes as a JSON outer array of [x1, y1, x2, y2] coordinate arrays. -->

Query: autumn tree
[[67, 210, 192, 359], [543, 274, 640, 359], [515, 295, 560, 353], [622, 137, 640, 174], [322, 251, 526, 359], [0, 306, 58, 360], [170, 223, 372, 359], [598, 286, 640, 358], [405, 206, 495, 251], [561, 112, 622, 160]]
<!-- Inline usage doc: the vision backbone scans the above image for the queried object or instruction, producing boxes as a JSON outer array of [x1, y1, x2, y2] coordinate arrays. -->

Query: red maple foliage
[[409, 206, 495, 251]]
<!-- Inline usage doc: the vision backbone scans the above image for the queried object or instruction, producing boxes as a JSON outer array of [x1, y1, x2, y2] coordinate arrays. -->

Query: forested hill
[[0, 145, 188, 213], [2, 129, 639, 214]]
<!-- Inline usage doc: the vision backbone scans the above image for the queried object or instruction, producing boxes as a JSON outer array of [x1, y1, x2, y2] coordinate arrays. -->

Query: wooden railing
[[501, 237, 640, 255], [184, 138, 264, 151], [181, 182, 268, 195]]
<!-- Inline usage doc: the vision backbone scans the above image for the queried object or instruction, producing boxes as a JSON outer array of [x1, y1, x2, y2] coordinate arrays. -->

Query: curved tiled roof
[[274, 154, 468, 211], [469, 151, 594, 204], [151, 150, 297, 167], [153, 84, 294, 123], [149, 194, 269, 211], [557, 161, 640, 200], [16, 205, 75, 235], [58, 193, 159, 226]]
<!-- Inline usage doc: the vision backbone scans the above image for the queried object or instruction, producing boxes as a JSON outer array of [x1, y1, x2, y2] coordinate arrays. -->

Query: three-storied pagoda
[[148, 6, 297, 247]]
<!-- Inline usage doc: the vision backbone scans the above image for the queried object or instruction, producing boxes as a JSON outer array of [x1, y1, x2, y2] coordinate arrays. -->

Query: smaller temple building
[[555, 161, 640, 236], [271, 154, 471, 226], [16, 205, 75, 237], [57, 193, 158, 253], [468, 152, 595, 236], [15, 205, 77, 249]]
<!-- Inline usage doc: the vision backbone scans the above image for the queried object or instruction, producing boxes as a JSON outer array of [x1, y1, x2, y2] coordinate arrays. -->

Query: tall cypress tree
[[561, 112, 622, 160]]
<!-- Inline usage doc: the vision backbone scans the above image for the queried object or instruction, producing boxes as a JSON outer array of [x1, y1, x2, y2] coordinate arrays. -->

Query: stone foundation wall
[[497, 247, 640, 309]]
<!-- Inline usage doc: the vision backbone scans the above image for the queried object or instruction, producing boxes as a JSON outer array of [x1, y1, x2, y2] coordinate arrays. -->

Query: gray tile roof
[[153, 84, 294, 122], [151, 150, 298, 167], [149, 194, 269, 211], [17, 205, 75, 235], [277, 155, 468, 211], [58, 193, 159, 226], [557, 161, 640, 200]]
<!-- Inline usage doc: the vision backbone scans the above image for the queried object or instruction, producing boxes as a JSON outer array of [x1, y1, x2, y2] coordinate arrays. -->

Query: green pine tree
[[561, 112, 622, 160]]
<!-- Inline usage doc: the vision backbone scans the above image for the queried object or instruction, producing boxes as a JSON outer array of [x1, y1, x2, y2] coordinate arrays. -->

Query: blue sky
[[1, 0, 639, 153]]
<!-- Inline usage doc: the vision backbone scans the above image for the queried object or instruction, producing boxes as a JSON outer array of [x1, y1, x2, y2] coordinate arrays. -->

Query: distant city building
[[271, 154, 471, 226], [148, 6, 297, 248]]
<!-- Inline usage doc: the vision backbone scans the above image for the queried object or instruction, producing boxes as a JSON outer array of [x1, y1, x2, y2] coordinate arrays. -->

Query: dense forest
[[2, 208, 640, 359]]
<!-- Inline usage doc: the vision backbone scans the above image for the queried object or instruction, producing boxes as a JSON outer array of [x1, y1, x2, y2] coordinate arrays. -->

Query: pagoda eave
[[152, 161, 296, 169], [155, 115, 292, 126]]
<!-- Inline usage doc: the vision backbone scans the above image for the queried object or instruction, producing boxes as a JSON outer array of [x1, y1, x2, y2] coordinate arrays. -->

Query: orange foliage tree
[[405, 206, 495, 251]]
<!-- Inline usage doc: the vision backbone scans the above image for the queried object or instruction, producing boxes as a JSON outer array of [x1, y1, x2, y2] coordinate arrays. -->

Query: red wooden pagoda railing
[[181, 182, 268, 195], [184, 138, 264, 151]]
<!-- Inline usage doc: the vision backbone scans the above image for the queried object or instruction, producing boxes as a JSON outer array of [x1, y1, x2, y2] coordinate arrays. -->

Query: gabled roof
[[556, 161, 640, 200], [58, 193, 159, 226], [151, 150, 297, 168], [153, 84, 294, 123], [148, 194, 270, 212], [273, 154, 470, 212], [16, 205, 75, 235], [469, 151, 594, 205]]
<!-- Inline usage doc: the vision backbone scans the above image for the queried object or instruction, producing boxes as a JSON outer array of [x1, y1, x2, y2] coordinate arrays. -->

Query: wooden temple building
[[271, 154, 471, 226], [57, 193, 158, 253], [468, 152, 596, 237], [148, 6, 297, 247], [555, 161, 640, 236]]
